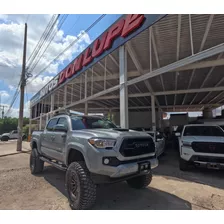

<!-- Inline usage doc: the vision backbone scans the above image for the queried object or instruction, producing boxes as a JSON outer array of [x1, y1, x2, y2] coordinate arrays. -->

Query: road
[[0, 142, 224, 210]]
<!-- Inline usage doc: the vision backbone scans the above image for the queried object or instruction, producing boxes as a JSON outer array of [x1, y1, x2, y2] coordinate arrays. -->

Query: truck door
[[51, 117, 68, 161], [41, 117, 58, 159], [11, 130, 18, 139]]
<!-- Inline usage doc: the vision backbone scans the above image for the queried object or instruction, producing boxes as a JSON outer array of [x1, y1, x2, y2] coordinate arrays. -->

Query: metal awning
[[31, 14, 224, 117]]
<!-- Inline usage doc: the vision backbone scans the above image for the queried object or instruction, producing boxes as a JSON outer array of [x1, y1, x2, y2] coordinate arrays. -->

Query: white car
[[1, 130, 26, 141], [131, 128, 165, 157], [175, 124, 224, 171]]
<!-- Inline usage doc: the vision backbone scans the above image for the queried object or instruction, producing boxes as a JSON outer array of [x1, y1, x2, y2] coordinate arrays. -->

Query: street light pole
[[17, 23, 27, 152]]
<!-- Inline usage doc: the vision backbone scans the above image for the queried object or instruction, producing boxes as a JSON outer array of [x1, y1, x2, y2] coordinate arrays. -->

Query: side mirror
[[53, 124, 67, 132], [175, 132, 181, 137]]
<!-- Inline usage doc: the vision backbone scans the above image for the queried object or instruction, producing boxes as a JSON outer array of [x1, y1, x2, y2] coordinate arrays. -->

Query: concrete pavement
[[0, 140, 31, 157]]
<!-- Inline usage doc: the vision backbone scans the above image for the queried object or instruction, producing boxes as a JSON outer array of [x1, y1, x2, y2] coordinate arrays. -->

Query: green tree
[[0, 117, 29, 135]]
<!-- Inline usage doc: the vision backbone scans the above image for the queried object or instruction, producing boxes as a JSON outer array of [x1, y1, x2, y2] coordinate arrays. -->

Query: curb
[[0, 150, 31, 158]]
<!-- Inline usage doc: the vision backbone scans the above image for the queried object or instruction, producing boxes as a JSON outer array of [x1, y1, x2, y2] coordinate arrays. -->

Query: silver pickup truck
[[30, 110, 158, 210]]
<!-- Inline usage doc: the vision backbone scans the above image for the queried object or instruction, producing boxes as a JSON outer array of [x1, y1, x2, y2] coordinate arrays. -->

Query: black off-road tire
[[179, 158, 190, 171], [30, 148, 44, 174], [65, 161, 96, 210], [127, 172, 152, 189]]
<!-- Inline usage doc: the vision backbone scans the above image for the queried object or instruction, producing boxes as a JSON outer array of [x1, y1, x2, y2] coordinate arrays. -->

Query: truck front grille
[[192, 142, 224, 154], [119, 137, 155, 157]]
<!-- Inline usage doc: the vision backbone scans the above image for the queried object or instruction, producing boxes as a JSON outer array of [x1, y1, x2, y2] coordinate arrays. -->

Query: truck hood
[[74, 128, 150, 139], [182, 136, 224, 143], [2, 133, 10, 137]]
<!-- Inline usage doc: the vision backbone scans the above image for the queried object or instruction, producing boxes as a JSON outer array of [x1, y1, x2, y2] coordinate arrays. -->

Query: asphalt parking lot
[[0, 142, 224, 210]]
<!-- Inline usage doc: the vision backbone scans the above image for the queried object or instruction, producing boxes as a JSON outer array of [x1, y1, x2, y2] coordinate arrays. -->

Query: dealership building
[[29, 14, 224, 133]]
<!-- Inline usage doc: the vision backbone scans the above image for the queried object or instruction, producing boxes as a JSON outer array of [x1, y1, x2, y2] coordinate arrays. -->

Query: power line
[[27, 14, 69, 74], [65, 15, 81, 34], [27, 14, 61, 69], [5, 15, 62, 117], [26, 14, 59, 67], [27, 14, 106, 85], [5, 15, 61, 117]]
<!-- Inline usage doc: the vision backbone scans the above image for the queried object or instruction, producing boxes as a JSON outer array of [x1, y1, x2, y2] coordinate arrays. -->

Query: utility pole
[[17, 23, 27, 152]]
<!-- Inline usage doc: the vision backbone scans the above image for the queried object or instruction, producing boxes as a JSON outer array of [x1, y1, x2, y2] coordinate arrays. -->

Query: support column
[[50, 94, 55, 118], [63, 85, 67, 107], [34, 104, 37, 118], [109, 108, 112, 121], [119, 46, 128, 129], [39, 113, 42, 130], [203, 108, 213, 118], [158, 108, 163, 130], [84, 72, 88, 115], [151, 95, 156, 131]]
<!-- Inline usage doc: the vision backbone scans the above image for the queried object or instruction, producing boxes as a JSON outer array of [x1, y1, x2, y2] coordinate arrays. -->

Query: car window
[[71, 116, 117, 130], [46, 118, 58, 131], [57, 117, 68, 129], [184, 126, 224, 137], [211, 126, 224, 136], [12, 130, 18, 134]]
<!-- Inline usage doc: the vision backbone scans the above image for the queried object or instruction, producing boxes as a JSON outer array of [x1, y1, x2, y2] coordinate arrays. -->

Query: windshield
[[71, 116, 117, 130], [183, 126, 224, 137]]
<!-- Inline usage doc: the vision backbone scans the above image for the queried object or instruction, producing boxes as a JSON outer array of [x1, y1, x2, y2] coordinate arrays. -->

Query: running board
[[40, 157, 67, 171]]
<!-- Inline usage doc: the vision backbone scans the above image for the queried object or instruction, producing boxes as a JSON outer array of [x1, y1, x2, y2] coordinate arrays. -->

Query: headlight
[[88, 138, 116, 149]]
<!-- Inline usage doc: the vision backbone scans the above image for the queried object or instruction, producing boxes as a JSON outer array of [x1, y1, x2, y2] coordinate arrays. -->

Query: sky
[[0, 14, 121, 117]]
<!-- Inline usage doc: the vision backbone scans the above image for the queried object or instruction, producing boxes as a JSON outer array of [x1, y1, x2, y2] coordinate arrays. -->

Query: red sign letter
[[58, 71, 66, 85], [92, 32, 108, 58], [82, 47, 93, 67], [65, 63, 74, 79], [121, 14, 145, 37], [103, 19, 125, 51], [73, 54, 84, 73]]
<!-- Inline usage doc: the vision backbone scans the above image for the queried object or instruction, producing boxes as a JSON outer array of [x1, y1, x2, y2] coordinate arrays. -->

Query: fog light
[[104, 158, 110, 164]]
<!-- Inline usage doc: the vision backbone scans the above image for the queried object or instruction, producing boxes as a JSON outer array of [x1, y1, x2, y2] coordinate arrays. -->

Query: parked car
[[172, 125, 184, 150], [0, 130, 26, 141], [131, 127, 165, 157], [147, 131, 165, 157], [175, 124, 224, 171], [30, 110, 158, 210]]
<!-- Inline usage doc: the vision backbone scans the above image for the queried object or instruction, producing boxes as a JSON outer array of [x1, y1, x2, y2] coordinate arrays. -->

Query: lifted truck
[[175, 124, 224, 171], [30, 110, 158, 210]]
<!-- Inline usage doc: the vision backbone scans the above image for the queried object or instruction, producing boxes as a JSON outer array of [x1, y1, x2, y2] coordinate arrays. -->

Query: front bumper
[[109, 158, 158, 178], [189, 155, 224, 169], [90, 158, 158, 184]]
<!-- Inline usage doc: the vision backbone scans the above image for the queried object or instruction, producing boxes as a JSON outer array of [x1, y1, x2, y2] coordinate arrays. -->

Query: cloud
[[26, 75, 53, 93], [2, 100, 30, 118], [8, 85, 15, 91], [0, 14, 92, 95], [0, 90, 10, 98]]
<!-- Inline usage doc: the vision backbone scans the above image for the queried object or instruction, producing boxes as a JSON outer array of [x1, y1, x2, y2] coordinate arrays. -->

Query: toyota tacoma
[[30, 110, 158, 210]]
